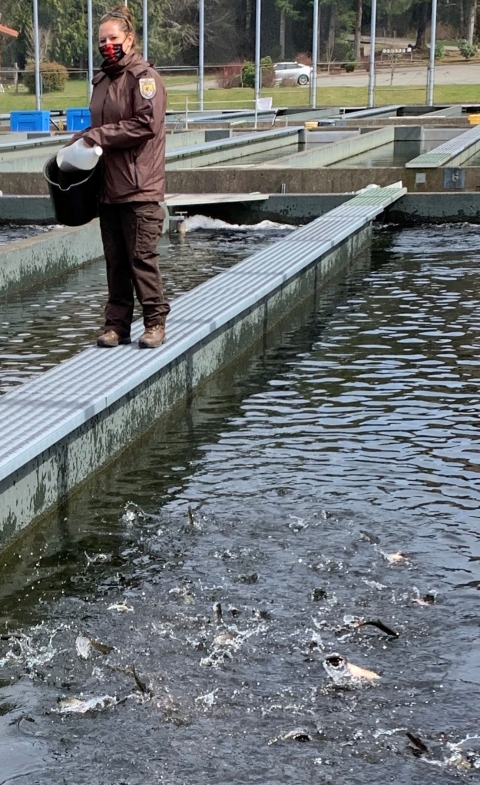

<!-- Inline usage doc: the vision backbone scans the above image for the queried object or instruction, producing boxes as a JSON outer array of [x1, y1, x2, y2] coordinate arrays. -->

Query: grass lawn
[[1, 79, 480, 114]]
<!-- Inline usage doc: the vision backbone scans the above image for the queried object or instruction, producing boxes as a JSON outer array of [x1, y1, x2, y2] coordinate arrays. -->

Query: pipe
[[199, 0, 205, 111], [254, 0, 262, 129], [143, 0, 148, 61], [87, 0, 93, 101], [427, 0, 438, 106], [310, 0, 319, 109], [367, 0, 377, 108], [32, 0, 41, 110]]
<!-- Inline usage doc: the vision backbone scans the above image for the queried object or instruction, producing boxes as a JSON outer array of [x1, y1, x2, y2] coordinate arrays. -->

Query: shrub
[[261, 56, 275, 88], [435, 41, 446, 59], [343, 49, 356, 72], [218, 61, 243, 89], [458, 39, 478, 59], [241, 56, 275, 88], [295, 51, 313, 66], [24, 61, 68, 93], [278, 77, 297, 88], [241, 61, 255, 88]]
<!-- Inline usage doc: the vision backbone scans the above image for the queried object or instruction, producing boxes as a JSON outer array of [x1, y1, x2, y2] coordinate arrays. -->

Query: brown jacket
[[83, 52, 166, 204]]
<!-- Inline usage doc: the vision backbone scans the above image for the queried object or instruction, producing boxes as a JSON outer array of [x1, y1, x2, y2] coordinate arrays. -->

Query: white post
[[199, 0, 205, 111], [427, 0, 438, 106], [367, 0, 377, 108], [143, 0, 148, 61], [254, 0, 261, 129], [310, 0, 319, 109], [87, 0, 93, 101], [32, 0, 41, 110]]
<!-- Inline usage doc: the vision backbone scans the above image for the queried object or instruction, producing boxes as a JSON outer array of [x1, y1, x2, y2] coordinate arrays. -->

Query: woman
[[72, 5, 169, 349]]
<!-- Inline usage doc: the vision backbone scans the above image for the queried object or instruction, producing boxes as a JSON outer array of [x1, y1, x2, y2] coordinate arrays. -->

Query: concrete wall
[[234, 192, 480, 224], [165, 166, 406, 194], [0, 222, 103, 292]]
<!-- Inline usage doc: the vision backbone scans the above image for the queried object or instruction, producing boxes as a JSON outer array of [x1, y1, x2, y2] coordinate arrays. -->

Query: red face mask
[[99, 42, 125, 64]]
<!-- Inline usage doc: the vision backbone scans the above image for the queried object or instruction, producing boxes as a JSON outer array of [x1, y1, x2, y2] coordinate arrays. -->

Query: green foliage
[[241, 57, 274, 89], [458, 39, 478, 59], [435, 42, 446, 59], [241, 61, 255, 88], [343, 48, 356, 72], [23, 61, 69, 93]]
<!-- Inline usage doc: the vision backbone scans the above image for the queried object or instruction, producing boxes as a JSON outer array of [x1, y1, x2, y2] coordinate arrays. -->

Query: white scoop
[[57, 138, 103, 172]]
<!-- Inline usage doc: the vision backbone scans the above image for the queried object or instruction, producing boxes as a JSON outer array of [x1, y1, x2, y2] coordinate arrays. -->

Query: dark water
[[1, 225, 480, 783], [0, 225, 57, 245], [0, 221, 291, 394], [328, 141, 439, 168]]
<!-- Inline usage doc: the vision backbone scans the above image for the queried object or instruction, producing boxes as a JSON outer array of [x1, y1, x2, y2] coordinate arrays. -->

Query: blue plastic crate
[[10, 110, 51, 132], [66, 108, 91, 132]]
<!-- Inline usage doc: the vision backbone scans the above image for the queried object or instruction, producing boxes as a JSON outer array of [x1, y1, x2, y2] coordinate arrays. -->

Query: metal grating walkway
[[406, 125, 480, 168], [0, 184, 405, 488]]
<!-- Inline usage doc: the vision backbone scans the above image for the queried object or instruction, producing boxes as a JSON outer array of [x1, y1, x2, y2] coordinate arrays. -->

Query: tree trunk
[[326, 3, 337, 71], [354, 0, 363, 61], [245, 0, 253, 55], [415, 2, 429, 49], [328, 3, 336, 51], [279, 10, 286, 59], [466, 0, 476, 43]]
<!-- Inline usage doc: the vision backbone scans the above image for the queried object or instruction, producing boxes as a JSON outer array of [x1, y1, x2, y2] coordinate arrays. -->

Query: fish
[[412, 589, 436, 606], [406, 730, 431, 757], [107, 602, 133, 613], [56, 695, 117, 714], [213, 631, 238, 647], [75, 635, 92, 660], [323, 653, 380, 683], [129, 665, 153, 697], [360, 530, 380, 544], [268, 728, 312, 745], [358, 619, 399, 638], [382, 550, 409, 565]]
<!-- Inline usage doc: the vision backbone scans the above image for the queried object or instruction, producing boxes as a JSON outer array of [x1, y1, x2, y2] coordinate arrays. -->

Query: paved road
[[316, 62, 480, 87], [169, 63, 480, 92]]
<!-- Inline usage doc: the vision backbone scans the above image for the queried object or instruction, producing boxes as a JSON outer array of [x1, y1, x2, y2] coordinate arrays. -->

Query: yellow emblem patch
[[139, 77, 156, 100]]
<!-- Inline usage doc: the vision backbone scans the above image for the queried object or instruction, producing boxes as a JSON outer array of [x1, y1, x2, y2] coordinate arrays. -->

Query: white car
[[274, 61, 312, 86]]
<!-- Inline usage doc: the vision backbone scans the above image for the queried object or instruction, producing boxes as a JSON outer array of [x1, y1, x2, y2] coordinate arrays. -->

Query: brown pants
[[99, 202, 170, 338]]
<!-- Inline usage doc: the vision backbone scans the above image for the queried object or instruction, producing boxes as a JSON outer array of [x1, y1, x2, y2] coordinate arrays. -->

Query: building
[[0, 24, 19, 67]]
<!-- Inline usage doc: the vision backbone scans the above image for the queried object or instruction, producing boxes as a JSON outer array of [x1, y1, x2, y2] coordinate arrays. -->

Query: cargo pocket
[[135, 204, 163, 259]]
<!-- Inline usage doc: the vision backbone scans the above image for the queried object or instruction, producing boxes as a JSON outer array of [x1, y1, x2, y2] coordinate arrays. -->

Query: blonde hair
[[100, 5, 135, 38]]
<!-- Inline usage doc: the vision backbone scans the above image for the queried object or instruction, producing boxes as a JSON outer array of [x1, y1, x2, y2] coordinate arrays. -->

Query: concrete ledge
[[0, 185, 405, 547], [0, 222, 103, 292]]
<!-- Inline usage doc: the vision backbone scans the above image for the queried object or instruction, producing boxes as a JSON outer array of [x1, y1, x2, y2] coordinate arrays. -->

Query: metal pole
[[32, 0, 41, 110], [367, 0, 377, 108], [254, 0, 261, 129], [199, 0, 204, 111], [87, 0, 93, 101], [310, 0, 319, 109], [143, 0, 148, 61], [427, 0, 438, 106]]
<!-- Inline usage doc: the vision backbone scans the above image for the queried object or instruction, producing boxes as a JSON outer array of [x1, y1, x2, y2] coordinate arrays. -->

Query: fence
[[1, 58, 478, 115]]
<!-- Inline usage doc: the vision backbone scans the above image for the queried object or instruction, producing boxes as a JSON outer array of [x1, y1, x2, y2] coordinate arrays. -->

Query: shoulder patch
[[139, 77, 156, 99]]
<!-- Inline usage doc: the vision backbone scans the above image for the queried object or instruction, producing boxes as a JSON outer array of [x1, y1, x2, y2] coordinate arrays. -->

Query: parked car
[[274, 61, 312, 86]]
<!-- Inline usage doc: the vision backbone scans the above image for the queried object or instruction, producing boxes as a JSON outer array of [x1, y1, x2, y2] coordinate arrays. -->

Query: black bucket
[[44, 155, 100, 226]]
